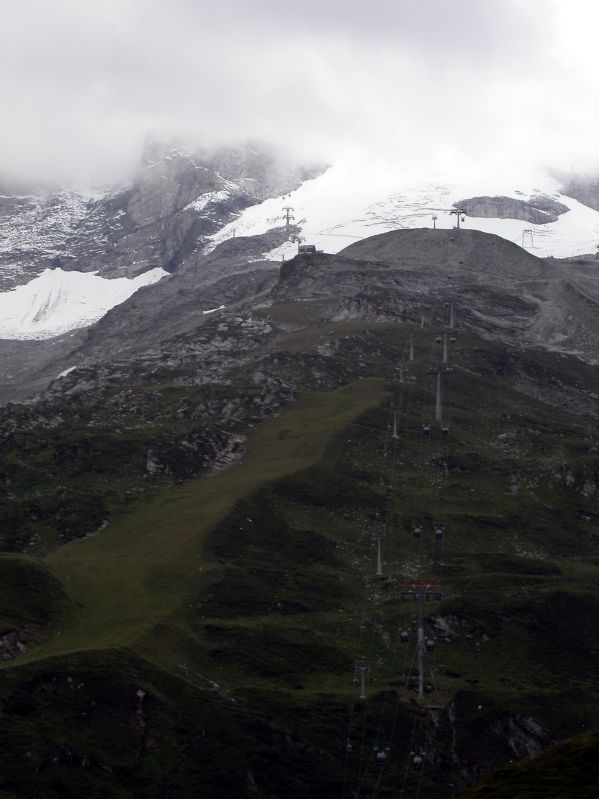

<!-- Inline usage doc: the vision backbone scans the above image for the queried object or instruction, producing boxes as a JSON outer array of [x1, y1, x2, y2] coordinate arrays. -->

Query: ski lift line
[[395, 651, 428, 799], [395, 462, 435, 765], [354, 625, 386, 792], [342, 720, 353, 799], [354, 367, 415, 796], [414, 671, 440, 799], [343, 640, 368, 795], [361, 400, 395, 582], [352, 320, 460, 797], [384, 320, 461, 793], [351, 395, 401, 791], [408, 329, 454, 784], [346, 367, 401, 787], [355, 642, 413, 799], [367, 581, 412, 753], [354, 689, 374, 797], [371, 408, 397, 576]]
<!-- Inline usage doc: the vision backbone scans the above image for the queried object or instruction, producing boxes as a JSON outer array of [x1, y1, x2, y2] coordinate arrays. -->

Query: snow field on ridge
[[208, 161, 599, 261]]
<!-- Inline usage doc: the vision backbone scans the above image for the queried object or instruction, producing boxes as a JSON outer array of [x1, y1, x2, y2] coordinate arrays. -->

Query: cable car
[[412, 753, 424, 770], [346, 739, 353, 753], [412, 526, 422, 538], [425, 638, 436, 652], [400, 629, 409, 643], [435, 336, 442, 343], [422, 424, 431, 436], [434, 526, 444, 541], [374, 746, 390, 764], [440, 425, 450, 436]]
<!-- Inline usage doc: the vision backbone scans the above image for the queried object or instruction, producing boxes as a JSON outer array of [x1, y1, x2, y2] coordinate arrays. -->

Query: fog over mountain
[[1, 0, 598, 185]]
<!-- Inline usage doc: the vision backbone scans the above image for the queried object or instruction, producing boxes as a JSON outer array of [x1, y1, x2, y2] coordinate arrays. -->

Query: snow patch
[[57, 365, 78, 379], [185, 190, 230, 213], [0, 267, 168, 340]]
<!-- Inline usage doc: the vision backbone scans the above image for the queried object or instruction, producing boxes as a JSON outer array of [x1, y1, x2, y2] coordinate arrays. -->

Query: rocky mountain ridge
[[0, 141, 322, 292], [3, 226, 599, 404]]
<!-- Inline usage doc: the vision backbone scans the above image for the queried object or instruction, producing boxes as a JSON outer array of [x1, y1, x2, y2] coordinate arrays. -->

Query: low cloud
[[0, 0, 597, 185]]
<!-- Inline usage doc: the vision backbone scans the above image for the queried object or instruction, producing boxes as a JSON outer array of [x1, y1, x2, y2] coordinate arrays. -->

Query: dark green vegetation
[[457, 729, 599, 798], [0, 379, 253, 554], [1, 275, 599, 795]]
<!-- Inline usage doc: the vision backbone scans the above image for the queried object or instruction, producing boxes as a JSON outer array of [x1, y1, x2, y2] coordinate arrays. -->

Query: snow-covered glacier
[[208, 160, 599, 262], [0, 267, 167, 339]]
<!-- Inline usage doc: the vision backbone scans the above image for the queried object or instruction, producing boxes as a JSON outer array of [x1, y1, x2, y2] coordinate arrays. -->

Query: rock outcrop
[[454, 195, 569, 224], [561, 173, 599, 211], [0, 141, 324, 291]]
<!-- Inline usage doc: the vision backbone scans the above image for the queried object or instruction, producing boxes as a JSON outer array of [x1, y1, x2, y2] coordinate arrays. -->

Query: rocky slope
[[0, 228, 599, 796], [0, 140, 323, 292], [277, 229, 599, 367], [5, 226, 599, 401]]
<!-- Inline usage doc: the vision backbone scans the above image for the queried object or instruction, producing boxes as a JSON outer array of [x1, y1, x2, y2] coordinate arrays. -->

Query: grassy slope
[[0, 555, 71, 635], [30, 378, 389, 659], [457, 730, 599, 798], [2, 314, 599, 796], [0, 377, 393, 798]]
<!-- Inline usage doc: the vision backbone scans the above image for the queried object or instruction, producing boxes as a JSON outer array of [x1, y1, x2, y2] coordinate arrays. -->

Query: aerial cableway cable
[[398, 305, 457, 796], [353, 330, 425, 795], [347, 332, 417, 796], [345, 314, 460, 798], [383, 309, 457, 797], [344, 366, 404, 798], [369, 327, 438, 797]]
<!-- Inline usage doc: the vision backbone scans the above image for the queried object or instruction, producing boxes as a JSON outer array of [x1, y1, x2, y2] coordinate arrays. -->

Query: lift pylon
[[376, 533, 384, 577], [400, 584, 443, 697], [435, 373, 442, 422], [449, 209, 466, 229], [355, 659, 369, 700], [282, 206, 294, 229]]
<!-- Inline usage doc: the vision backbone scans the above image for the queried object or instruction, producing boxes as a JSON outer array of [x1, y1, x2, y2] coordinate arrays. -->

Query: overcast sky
[[1, 0, 598, 184]]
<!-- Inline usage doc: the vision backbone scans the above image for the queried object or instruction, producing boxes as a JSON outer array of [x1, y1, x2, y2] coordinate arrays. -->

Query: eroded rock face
[[455, 195, 569, 224], [443, 692, 550, 783]]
